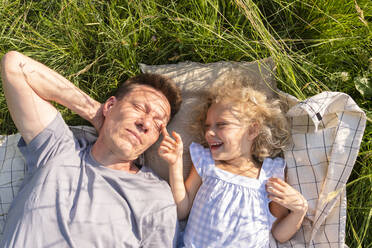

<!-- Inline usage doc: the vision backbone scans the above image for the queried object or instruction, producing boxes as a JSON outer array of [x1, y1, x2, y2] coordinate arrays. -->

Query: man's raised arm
[[1, 51, 102, 144]]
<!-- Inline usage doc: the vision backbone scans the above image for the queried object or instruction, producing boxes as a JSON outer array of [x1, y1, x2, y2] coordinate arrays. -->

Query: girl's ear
[[248, 121, 260, 140], [102, 96, 117, 117]]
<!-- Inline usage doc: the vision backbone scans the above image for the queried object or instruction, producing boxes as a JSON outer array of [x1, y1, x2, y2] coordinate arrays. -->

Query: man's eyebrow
[[145, 103, 168, 121]]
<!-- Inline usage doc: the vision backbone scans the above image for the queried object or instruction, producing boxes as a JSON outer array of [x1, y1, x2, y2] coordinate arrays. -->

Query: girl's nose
[[205, 128, 216, 138]]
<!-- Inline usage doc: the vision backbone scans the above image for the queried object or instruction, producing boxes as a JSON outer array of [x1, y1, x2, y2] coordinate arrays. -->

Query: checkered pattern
[[184, 143, 286, 247], [0, 92, 366, 246], [0, 134, 25, 235], [268, 91, 366, 247], [0, 125, 98, 241]]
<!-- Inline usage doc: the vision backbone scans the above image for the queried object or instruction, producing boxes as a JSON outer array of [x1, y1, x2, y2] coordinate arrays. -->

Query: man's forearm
[[3, 51, 101, 124]]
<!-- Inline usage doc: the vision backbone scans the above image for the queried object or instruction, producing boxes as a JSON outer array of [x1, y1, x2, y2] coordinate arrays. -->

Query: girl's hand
[[158, 126, 183, 166], [266, 177, 308, 214]]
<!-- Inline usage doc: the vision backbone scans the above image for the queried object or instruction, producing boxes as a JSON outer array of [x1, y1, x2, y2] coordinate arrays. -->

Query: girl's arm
[[267, 177, 308, 243], [158, 127, 202, 220]]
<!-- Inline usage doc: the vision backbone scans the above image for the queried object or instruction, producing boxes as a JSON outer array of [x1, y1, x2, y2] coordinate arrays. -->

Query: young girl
[[159, 76, 308, 247]]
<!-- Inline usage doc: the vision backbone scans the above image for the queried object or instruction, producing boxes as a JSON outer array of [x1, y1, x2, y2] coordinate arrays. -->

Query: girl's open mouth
[[210, 142, 223, 150]]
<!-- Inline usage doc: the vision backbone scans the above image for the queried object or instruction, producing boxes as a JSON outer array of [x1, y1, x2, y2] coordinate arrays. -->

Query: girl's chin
[[211, 153, 226, 161]]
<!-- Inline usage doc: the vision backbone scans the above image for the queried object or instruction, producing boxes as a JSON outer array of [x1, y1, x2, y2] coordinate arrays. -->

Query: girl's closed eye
[[216, 122, 227, 128]]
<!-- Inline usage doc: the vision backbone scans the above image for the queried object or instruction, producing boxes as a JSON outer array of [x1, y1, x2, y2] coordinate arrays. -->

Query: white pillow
[[140, 59, 278, 181]]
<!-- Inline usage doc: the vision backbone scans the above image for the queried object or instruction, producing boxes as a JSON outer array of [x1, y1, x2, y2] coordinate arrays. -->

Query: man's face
[[102, 85, 171, 161]]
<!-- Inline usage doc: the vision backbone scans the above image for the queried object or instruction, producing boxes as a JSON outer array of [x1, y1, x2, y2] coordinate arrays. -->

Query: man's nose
[[136, 116, 152, 133]]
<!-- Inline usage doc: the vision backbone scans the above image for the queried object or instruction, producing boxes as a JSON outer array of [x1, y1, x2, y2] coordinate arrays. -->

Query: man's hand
[[158, 126, 183, 166], [91, 103, 105, 133], [1, 51, 102, 143]]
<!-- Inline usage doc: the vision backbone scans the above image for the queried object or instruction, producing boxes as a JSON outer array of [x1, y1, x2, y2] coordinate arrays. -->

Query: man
[[0, 51, 182, 247]]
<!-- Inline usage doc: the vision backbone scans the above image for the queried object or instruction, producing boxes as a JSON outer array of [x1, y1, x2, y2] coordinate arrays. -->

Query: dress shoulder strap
[[259, 157, 286, 181], [189, 142, 213, 178]]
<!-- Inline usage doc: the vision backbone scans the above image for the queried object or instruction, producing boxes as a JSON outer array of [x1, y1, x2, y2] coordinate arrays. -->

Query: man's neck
[[105, 163, 140, 174], [91, 139, 140, 174]]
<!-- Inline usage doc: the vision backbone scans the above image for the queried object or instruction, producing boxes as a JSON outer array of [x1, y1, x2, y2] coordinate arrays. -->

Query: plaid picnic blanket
[[0, 126, 98, 240], [0, 91, 366, 247], [269, 91, 366, 247]]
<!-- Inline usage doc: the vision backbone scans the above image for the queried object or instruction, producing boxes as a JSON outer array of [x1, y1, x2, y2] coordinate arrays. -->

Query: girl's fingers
[[268, 177, 287, 186], [161, 125, 170, 137], [161, 129, 182, 147], [160, 142, 174, 151], [158, 146, 170, 154], [271, 177, 288, 187], [269, 195, 293, 209], [268, 195, 285, 205], [273, 183, 286, 193], [161, 127, 183, 148], [160, 137, 179, 149], [162, 136, 177, 146], [172, 131, 183, 145], [266, 186, 284, 198], [159, 129, 183, 158], [266, 181, 286, 193]]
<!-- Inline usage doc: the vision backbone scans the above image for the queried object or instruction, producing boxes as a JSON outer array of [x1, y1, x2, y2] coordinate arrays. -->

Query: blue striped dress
[[182, 142, 285, 248]]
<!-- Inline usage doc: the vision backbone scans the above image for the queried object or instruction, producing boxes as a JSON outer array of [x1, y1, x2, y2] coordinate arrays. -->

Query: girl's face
[[204, 102, 257, 164]]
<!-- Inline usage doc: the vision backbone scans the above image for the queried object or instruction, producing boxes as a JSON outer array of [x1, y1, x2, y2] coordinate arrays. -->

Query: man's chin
[[118, 145, 145, 161]]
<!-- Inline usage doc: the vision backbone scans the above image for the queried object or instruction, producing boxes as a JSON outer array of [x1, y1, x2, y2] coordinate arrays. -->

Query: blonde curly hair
[[193, 72, 290, 162]]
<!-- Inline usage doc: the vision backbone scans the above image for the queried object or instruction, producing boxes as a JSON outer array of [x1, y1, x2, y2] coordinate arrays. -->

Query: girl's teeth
[[210, 142, 223, 148]]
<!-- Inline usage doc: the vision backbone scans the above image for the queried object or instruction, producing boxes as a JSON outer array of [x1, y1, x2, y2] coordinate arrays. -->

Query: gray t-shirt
[[1, 113, 178, 248]]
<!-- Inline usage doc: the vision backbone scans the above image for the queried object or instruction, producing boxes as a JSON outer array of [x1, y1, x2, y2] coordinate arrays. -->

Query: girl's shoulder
[[189, 142, 214, 177], [190, 142, 207, 152], [189, 142, 211, 160], [263, 157, 285, 167], [260, 157, 286, 180]]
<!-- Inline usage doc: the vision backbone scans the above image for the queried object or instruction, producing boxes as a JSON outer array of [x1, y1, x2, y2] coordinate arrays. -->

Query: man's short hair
[[114, 73, 182, 120]]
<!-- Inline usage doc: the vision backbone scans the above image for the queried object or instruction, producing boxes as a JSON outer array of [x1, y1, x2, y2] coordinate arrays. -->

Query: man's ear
[[102, 96, 117, 117]]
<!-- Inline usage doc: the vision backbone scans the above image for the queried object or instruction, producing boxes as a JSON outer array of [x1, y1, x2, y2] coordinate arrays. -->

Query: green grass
[[0, 0, 371, 246]]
